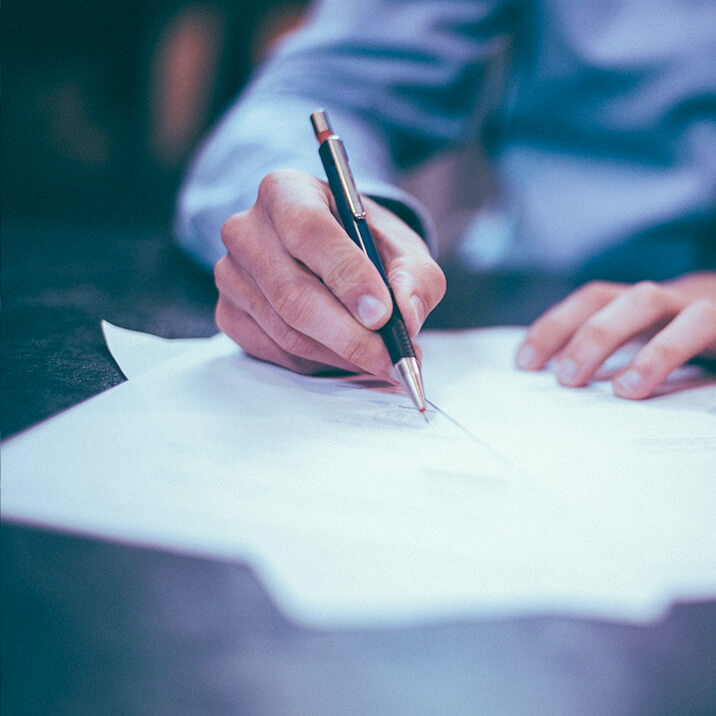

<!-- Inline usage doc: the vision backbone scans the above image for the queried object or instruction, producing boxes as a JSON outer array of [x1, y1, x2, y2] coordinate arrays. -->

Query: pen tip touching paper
[[394, 356, 427, 415]]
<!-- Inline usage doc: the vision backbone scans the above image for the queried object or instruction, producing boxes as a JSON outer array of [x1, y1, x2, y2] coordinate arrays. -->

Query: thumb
[[365, 203, 446, 337], [387, 258, 446, 337]]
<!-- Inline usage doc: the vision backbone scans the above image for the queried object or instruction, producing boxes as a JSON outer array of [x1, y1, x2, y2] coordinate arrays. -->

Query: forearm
[[174, 94, 435, 270], [174, 0, 513, 269]]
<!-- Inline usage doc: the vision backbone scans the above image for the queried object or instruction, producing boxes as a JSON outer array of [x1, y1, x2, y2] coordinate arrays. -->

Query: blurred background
[[1, 0, 314, 440], [2, 0, 310, 225]]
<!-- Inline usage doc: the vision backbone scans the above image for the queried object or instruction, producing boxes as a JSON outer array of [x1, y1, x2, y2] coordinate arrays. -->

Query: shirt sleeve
[[174, 0, 517, 270]]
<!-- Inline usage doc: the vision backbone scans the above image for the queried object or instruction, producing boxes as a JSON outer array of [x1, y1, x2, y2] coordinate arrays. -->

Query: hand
[[214, 169, 446, 377], [515, 273, 716, 399]]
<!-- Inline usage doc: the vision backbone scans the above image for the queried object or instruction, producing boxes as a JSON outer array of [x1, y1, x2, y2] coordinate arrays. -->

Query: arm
[[175, 0, 515, 376], [175, 0, 516, 269]]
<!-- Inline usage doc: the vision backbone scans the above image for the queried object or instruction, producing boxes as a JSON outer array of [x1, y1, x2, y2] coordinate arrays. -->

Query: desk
[[2, 220, 715, 715]]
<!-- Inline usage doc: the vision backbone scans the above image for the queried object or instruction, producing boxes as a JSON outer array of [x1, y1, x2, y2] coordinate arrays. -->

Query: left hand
[[515, 272, 716, 399]]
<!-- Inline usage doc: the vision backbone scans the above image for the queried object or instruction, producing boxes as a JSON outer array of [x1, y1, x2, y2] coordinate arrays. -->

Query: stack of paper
[[2, 323, 714, 627]]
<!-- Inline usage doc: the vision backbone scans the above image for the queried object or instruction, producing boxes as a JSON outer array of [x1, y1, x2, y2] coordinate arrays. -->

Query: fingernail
[[615, 369, 643, 395], [410, 295, 426, 330], [515, 343, 537, 369], [357, 294, 388, 327], [555, 357, 578, 384]]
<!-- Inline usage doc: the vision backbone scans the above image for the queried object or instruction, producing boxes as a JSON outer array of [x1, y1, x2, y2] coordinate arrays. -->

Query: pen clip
[[326, 137, 366, 219], [311, 109, 366, 219]]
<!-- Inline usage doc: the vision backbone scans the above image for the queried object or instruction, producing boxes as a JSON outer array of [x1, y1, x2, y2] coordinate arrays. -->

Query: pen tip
[[393, 356, 428, 420], [421, 409, 429, 423]]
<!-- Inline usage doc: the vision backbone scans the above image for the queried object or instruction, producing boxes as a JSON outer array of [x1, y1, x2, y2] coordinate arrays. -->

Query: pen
[[310, 109, 427, 418]]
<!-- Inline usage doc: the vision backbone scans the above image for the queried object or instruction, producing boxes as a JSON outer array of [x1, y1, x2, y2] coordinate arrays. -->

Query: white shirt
[[175, 0, 716, 280]]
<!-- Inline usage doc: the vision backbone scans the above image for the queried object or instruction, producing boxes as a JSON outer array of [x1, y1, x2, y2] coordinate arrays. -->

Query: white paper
[[3, 324, 715, 627], [101, 321, 225, 379]]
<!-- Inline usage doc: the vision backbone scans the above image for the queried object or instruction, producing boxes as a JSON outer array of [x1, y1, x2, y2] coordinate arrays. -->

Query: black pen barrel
[[320, 152, 416, 364], [378, 296, 417, 364], [313, 109, 426, 414]]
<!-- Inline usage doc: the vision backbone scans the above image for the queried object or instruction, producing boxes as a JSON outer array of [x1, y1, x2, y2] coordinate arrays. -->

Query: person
[[174, 0, 716, 399]]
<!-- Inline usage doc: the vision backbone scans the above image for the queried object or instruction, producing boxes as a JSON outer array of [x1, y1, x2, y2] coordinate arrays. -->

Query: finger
[[253, 259, 394, 376], [612, 299, 716, 399], [216, 298, 352, 375], [368, 202, 447, 338], [216, 255, 382, 374], [515, 281, 625, 370], [256, 170, 393, 329], [222, 202, 394, 377], [553, 281, 680, 387]]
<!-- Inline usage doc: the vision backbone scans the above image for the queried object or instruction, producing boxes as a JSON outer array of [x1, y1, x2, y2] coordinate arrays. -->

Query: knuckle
[[215, 300, 276, 365], [577, 280, 615, 302], [424, 260, 447, 303], [387, 264, 413, 290], [257, 170, 288, 203], [566, 280, 620, 306], [693, 298, 716, 324], [213, 256, 229, 289], [215, 260, 263, 317], [337, 335, 373, 368], [215, 298, 247, 346], [276, 323, 311, 356], [528, 310, 568, 340], [324, 253, 365, 292], [281, 209, 319, 253], [244, 285, 264, 318], [389, 258, 446, 309], [214, 297, 230, 333], [576, 321, 613, 348], [648, 338, 681, 366], [220, 212, 249, 251], [272, 280, 313, 327], [257, 169, 307, 209], [629, 280, 665, 309], [214, 256, 244, 298]]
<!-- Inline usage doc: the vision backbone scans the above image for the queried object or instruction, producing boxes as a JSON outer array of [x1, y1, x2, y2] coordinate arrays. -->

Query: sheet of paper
[[431, 330, 716, 618], [101, 321, 226, 379], [3, 324, 715, 627]]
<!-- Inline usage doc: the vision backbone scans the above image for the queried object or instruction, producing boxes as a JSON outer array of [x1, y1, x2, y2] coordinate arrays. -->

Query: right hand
[[214, 169, 446, 377]]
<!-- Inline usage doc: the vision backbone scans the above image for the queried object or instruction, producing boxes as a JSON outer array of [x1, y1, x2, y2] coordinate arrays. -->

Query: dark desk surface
[[2, 220, 715, 715]]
